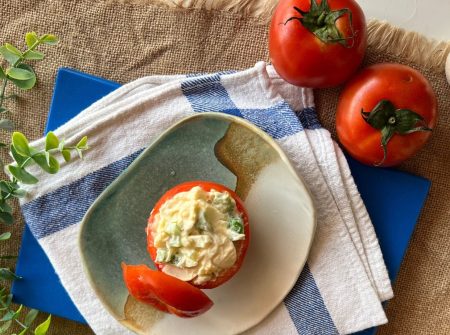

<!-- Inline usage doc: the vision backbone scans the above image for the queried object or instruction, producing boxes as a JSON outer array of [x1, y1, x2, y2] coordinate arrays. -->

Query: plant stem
[[0, 40, 41, 109], [0, 299, 27, 329], [19, 157, 32, 169], [0, 79, 8, 108], [14, 318, 27, 329], [12, 40, 40, 69]]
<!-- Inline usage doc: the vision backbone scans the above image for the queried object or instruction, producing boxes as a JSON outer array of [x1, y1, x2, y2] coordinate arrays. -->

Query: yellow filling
[[152, 186, 245, 285]]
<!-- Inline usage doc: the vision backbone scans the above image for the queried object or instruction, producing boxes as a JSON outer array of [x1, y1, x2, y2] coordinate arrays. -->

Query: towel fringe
[[111, 0, 450, 72], [367, 20, 450, 72]]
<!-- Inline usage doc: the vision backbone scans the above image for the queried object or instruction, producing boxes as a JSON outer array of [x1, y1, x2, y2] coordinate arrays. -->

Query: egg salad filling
[[151, 186, 245, 285]]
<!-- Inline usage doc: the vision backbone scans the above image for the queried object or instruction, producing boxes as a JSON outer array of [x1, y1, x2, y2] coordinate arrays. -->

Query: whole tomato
[[269, 0, 367, 88], [147, 181, 250, 289], [336, 63, 438, 167]]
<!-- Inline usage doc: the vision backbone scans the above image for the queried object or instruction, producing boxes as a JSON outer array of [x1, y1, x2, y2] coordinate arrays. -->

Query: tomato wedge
[[121, 263, 213, 317], [146, 181, 250, 289]]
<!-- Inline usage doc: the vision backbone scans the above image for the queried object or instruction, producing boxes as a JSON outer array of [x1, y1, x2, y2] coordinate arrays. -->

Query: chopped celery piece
[[228, 217, 244, 234], [211, 191, 234, 213]]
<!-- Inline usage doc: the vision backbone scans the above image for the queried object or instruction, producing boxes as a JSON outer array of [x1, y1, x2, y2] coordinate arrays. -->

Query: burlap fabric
[[1, 1, 449, 334]]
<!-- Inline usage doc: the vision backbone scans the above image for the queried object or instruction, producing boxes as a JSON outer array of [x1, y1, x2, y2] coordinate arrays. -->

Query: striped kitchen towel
[[19, 62, 393, 335]]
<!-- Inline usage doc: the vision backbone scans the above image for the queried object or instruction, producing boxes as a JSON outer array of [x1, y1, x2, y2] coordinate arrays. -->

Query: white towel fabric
[[19, 62, 393, 335]]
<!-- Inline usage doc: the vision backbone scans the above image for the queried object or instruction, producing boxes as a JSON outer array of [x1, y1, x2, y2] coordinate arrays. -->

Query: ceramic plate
[[79, 113, 316, 335]]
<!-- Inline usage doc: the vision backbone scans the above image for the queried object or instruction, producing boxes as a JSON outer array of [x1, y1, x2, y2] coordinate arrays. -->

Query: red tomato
[[269, 0, 367, 88], [121, 263, 213, 318], [147, 181, 250, 289], [336, 63, 438, 167]]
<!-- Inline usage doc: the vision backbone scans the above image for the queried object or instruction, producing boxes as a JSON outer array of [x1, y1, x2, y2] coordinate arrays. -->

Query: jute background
[[1, 0, 449, 334]]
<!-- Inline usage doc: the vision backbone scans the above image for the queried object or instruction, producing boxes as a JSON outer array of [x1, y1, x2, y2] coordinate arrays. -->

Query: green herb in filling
[[228, 217, 244, 234]]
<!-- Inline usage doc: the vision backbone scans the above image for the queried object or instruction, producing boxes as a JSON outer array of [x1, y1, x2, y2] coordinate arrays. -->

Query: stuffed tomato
[[146, 181, 250, 289]]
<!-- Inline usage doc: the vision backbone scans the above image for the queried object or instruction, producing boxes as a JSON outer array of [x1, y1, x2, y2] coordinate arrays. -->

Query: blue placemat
[[12, 68, 431, 332]]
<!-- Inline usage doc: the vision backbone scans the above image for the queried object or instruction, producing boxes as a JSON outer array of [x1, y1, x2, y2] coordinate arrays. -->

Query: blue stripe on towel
[[284, 263, 338, 335], [22, 150, 143, 239], [240, 102, 303, 140], [181, 74, 242, 117], [296, 107, 322, 130], [181, 74, 320, 139]]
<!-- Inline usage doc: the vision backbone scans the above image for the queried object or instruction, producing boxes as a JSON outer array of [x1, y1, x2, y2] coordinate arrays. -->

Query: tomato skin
[[121, 263, 213, 317], [269, 0, 367, 88], [336, 63, 438, 167], [147, 181, 250, 289]]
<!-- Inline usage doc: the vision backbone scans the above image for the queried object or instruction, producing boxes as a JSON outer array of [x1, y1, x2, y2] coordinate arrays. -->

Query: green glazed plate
[[79, 112, 316, 335]]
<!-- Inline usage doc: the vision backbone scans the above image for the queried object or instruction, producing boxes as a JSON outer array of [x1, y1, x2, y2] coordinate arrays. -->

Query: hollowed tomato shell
[[146, 181, 250, 289]]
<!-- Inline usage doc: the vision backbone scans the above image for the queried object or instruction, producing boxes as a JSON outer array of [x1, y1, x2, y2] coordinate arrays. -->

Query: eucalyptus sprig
[[0, 287, 51, 335], [0, 32, 57, 117], [0, 32, 89, 334]]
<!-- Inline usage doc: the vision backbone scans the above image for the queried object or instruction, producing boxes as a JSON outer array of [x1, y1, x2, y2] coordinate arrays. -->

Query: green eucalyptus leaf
[[0, 46, 21, 65], [76, 136, 88, 149], [9, 182, 19, 190], [25, 32, 39, 48], [34, 315, 51, 335], [0, 68, 5, 80], [0, 268, 21, 280], [0, 119, 14, 131], [4, 43, 23, 57], [8, 166, 38, 185], [32, 152, 55, 172], [0, 304, 22, 321], [61, 149, 71, 162], [4, 294, 12, 307], [28, 146, 39, 156], [11, 188, 26, 198], [25, 309, 39, 327], [32, 153, 59, 174], [12, 132, 31, 157], [0, 320, 12, 334], [10, 145, 29, 166], [18, 328, 29, 335], [0, 212, 13, 225], [7, 67, 34, 81], [0, 180, 10, 193], [0, 108, 6, 114], [9, 64, 36, 90], [0, 232, 11, 241], [40, 34, 58, 45], [23, 50, 44, 60], [0, 201, 12, 214], [45, 132, 59, 151]]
